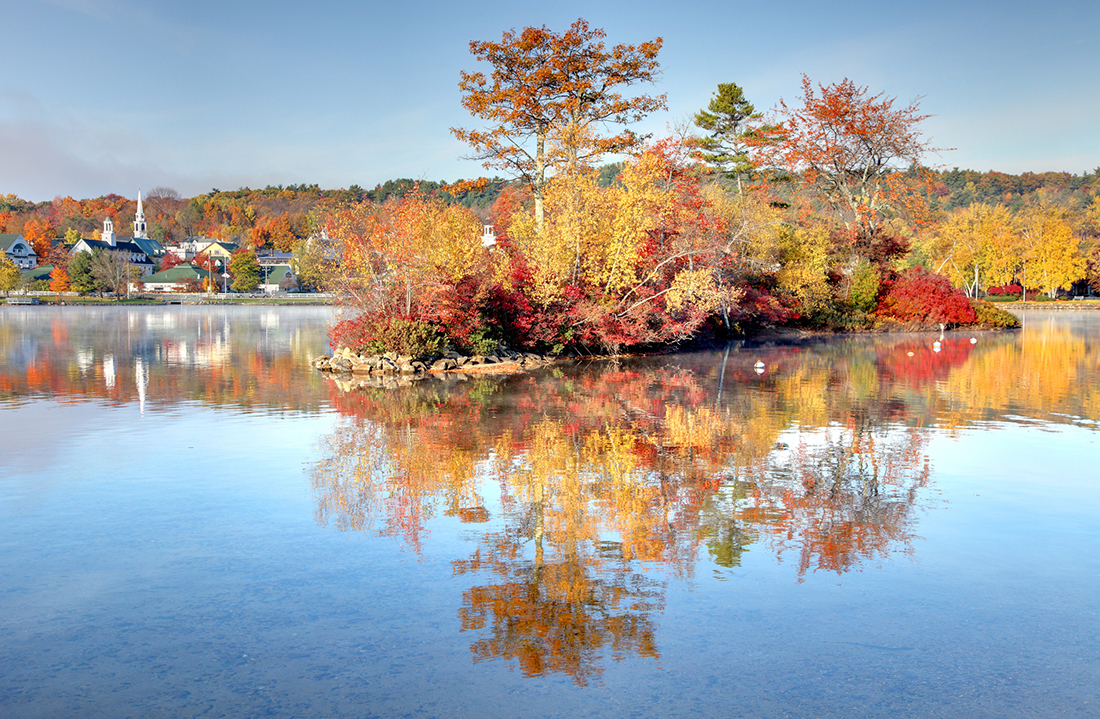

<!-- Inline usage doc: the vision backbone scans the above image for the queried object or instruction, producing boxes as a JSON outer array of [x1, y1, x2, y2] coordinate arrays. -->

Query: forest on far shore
[[2, 165, 1098, 254]]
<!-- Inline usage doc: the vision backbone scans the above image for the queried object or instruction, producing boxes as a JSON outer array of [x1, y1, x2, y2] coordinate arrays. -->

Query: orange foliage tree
[[452, 19, 665, 233], [249, 215, 298, 251], [751, 75, 944, 238], [48, 266, 71, 292], [22, 218, 56, 257]]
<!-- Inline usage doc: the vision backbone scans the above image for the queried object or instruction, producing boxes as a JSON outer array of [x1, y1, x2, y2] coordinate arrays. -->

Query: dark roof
[[256, 251, 294, 265], [77, 239, 155, 263], [131, 237, 166, 257]]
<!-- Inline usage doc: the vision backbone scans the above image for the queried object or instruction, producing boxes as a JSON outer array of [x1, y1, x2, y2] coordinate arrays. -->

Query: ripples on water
[[1, 307, 1098, 718]]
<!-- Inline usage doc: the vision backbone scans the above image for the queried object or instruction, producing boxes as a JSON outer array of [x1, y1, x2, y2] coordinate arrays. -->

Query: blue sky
[[3, 0, 1096, 201]]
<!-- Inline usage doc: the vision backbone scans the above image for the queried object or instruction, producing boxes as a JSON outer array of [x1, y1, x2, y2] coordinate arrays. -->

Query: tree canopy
[[452, 18, 666, 233], [751, 75, 945, 237]]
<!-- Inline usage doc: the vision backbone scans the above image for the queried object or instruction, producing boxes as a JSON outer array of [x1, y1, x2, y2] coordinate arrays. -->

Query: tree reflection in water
[[309, 342, 949, 684]]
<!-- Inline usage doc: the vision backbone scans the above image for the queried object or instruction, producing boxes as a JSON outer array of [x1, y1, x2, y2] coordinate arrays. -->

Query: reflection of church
[[71, 192, 165, 276]]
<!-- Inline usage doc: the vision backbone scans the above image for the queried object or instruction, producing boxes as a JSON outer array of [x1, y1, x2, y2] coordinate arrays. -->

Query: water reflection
[[0, 306, 334, 414], [309, 371, 926, 681], [309, 312, 1100, 683]]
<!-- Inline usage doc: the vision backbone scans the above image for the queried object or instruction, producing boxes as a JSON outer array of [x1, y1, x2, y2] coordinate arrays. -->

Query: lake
[[1, 306, 1097, 718]]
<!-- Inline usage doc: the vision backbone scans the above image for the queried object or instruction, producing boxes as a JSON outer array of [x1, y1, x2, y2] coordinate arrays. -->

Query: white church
[[71, 192, 166, 275]]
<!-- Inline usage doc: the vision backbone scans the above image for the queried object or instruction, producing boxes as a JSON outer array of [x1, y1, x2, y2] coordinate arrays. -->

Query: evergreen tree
[[694, 82, 759, 194], [68, 250, 100, 295]]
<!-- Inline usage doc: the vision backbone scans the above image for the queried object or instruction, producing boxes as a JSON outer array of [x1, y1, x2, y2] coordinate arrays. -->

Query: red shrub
[[876, 267, 977, 326], [986, 283, 1021, 296]]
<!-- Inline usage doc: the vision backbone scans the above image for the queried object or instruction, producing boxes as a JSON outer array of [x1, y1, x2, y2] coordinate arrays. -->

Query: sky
[[2, 0, 1097, 202]]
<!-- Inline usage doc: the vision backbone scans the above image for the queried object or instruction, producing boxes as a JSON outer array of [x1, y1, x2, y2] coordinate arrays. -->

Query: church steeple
[[133, 190, 147, 239], [103, 216, 115, 247]]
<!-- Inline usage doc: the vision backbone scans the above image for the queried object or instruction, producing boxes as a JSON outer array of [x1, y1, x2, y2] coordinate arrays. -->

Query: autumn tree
[[0, 256, 20, 291], [751, 75, 944, 238], [325, 189, 488, 353], [229, 249, 261, 292], [89, 249, 136, 299], [146, 186, 180, 203], [1018, 202, 1085, 298], [291, 236, 338, 292], [22, 218, 56, 258], [249, 215, 299, 251], [505, 139, 744, 350], [693, 82, 759, 194], [922, 204, 1017, 296], [49, 266, 71, 293], [452, 19, 666, 234], [159, 252, 186, 271]]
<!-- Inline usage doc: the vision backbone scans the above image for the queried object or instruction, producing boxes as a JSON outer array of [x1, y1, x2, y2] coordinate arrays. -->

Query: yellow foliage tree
[[325, 189, 484, 317], [923, 203, 1017, 295], [1018, 203, 1085, 298]]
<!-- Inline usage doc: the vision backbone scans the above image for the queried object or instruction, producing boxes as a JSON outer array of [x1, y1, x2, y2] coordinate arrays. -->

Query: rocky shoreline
[[312, 346, 556, 388]]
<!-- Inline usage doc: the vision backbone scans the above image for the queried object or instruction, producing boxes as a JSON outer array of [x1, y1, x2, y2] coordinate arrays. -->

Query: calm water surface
[[1, 306, 1097, 718]]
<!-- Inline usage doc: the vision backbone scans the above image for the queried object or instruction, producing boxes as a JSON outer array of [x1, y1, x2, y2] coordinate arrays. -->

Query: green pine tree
[[694, 82, 759, 194]]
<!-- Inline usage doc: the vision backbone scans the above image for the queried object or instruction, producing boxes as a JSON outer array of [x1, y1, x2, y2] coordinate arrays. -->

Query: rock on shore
[[311, 347, 554, 382]]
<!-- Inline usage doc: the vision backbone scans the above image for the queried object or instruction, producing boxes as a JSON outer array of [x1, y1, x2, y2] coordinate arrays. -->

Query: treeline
[[0, 178, 509, 257], [930, 168, 1100, 211], [6, 164, 1096, 254], [3, 163, 1095, 250]]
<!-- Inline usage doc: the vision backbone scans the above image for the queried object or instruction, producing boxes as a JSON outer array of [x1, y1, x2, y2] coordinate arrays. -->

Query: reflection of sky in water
[[1, 308, 1098, 717]]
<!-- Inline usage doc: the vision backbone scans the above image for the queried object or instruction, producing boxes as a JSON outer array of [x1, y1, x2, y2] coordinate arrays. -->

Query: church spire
[[133, 190, 147, 239], [103, 216, 115, 247]]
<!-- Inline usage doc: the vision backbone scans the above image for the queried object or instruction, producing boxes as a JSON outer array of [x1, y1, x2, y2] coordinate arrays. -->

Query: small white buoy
[[907, 351, 914, 357], [753, 360, 765, 374], [970, 337, 977, 344], [932, 341, 942, 353]]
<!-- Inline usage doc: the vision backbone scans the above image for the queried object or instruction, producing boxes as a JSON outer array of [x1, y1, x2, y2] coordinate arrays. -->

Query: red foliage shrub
[[876, 267, 976, 326], [330, 312, 445, 358], [986, 283, 1022, 296], [731, 287, 798, 325], [159, 253, 186, 271]]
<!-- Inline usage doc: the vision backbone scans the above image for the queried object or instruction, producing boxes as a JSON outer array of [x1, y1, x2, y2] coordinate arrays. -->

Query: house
[[71, 193, 162, 276], [165, 237, 216, 261], [131, 236, 167, 265], [194, 241, 239, 270], [256, 250, 295, 267], [1, 234, 38, 270], [139, 265, 217, 292], [259, 264, 297, 294]]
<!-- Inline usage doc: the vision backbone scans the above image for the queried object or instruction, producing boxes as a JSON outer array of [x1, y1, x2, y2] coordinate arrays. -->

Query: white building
[[1, 234, 38, 270], [71, 192, 164, 276]]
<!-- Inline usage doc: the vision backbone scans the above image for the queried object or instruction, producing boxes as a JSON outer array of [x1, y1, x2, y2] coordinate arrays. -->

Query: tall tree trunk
[[534, 127, 546, 237]]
